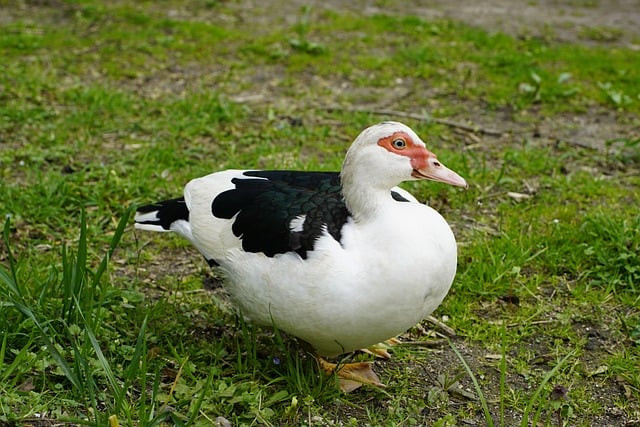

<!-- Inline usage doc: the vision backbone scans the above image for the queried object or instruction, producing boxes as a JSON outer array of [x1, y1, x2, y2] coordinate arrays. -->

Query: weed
[[579, 26, 624, 42], [598, 81, 633, 107], [288, 5, 327, 55]]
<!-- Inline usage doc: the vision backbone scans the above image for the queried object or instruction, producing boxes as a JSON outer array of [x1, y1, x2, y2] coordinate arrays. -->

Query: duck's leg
[[361, 337, 402, 359], [316, 357, 386, 392], [361, 314, 457, 359]]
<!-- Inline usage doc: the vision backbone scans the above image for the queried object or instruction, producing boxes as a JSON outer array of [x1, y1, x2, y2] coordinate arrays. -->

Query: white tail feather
[[134, 222, 171, 232]]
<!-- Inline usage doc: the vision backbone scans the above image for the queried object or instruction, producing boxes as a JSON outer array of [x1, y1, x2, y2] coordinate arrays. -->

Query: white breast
[[218, 200, 457, 357]]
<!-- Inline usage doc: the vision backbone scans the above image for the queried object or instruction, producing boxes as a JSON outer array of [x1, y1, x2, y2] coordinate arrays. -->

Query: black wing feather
[[211, 171, 349, 259]]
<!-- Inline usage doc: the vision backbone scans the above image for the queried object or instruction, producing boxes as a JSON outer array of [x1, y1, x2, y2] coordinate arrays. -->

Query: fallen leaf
[[588, 365, 609, 377]]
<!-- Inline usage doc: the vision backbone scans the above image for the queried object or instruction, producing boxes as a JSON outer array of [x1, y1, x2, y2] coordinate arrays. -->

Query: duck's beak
[[412, 157, 468, 189]]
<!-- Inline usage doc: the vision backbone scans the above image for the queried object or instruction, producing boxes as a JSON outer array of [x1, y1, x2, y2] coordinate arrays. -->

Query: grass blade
[[499, 332, 507, 427], [185, 367, 215, 426], [93, 207, 133, 286], [76, 295, 124, 407], [520, 350, 576, 427], [448, 338, 495, 427], [2, 217, 18, 283]]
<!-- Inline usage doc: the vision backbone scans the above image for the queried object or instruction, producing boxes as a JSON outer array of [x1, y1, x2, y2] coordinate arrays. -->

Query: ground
[[232, 0, 640, 151], [1, 0, 639, 426], [144, 1, 640, 425]]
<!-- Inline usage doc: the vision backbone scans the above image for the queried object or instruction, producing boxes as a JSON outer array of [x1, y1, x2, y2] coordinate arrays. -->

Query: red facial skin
[[377, 131, 433, 169], [377, 131, 468, 189]]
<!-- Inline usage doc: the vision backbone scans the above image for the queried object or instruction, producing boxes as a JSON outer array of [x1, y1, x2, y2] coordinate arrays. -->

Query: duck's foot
[[317, 357, 386, 392], [361, 337, 401, 359]]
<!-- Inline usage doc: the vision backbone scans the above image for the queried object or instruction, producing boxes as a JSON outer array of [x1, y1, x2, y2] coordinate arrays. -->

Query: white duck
[[135, 121, 467, 391]]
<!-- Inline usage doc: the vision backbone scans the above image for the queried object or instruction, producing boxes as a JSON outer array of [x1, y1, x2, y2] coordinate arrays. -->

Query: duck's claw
[[361, 337, 402, 359], [317, 357, 386, 392]]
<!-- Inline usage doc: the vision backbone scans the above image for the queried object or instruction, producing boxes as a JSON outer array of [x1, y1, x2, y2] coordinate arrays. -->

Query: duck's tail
[[134, 197, 193, 241]]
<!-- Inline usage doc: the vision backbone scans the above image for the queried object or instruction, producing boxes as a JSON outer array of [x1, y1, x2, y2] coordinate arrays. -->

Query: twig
[[323, 106, 504, 137], [507, 319, 556, 328], [425, 315, 457, 337], [397, 339, 447, 348], [559, 138, 599, 151]]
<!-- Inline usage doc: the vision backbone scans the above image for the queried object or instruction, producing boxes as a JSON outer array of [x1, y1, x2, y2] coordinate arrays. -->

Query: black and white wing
[[135, 169, 415, 264]]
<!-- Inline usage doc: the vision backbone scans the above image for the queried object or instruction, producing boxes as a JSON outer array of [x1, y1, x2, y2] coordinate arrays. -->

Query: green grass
[[1, 1, 639, 425]]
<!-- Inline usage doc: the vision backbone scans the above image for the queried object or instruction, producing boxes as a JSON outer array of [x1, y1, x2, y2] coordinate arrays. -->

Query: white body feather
[[182, 172, 456, 357]]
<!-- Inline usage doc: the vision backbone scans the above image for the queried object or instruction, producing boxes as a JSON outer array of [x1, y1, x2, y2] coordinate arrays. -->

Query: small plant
[[579, 213, 640, 294], [426, 370, 475, 409], [598, 81, 632, 107], [604, 136, 640, 165], [288, 5, 326, 55], [518, 71, 579, 105], [518, 70, 543, 103], [548, 384, 574, 427], [579, 26, 624, 42]]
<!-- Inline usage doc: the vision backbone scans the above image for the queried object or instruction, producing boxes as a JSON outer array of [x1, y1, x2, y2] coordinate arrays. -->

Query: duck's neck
[[340, 168, 395, 224]]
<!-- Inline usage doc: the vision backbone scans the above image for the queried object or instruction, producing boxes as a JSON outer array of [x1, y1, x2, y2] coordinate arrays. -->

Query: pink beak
[[412, 157, 468, 189]]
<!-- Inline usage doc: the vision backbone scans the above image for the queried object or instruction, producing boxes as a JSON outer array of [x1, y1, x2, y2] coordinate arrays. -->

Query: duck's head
[[341, 121, 468, 190]]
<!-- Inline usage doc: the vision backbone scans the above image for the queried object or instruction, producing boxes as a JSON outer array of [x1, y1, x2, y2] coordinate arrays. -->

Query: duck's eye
[[392, 138, 406, 149]]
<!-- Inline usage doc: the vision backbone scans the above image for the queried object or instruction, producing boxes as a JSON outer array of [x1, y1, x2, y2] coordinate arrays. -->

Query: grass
[[1, 0, 639, 425]]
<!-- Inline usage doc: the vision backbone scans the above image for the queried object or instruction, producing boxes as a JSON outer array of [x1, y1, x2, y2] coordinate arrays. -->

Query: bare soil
[[331, 0, 640, 47]]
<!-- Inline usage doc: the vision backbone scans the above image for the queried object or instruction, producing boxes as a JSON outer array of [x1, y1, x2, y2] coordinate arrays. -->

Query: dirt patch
[[282, 0, 640, 47], [215, 0, 640, 153]]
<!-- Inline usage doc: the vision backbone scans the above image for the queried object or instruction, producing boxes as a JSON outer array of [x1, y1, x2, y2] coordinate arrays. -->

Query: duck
[[134, 121, 468, 391]]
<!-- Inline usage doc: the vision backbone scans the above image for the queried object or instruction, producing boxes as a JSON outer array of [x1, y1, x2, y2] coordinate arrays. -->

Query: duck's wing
[[135, 170, 416, 263], [203, 170, 350, 260]]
